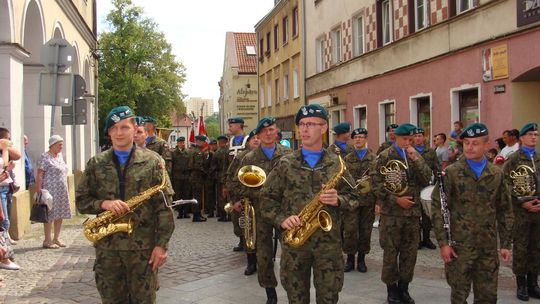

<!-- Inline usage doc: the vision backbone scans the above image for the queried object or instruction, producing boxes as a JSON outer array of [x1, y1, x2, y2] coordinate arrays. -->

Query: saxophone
[[283, 150, 346, 248], [83, 166, 169, 243]]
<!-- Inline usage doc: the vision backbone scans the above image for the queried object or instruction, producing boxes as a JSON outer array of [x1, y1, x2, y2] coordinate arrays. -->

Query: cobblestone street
[[0, 216, 523, 303]]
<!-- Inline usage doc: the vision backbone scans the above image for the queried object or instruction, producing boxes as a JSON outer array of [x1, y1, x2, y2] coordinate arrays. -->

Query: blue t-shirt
[[114, 149, 131, 166], [145, 136, 155, 144], [356, 148, 368, 161], [261, 145, 276, 160], [394, 143, 406, 160], [302, 148, 323, 168], [233, 135, 245, 146], [521, 146, 536, 160], [466, 157, 488, 179], [335, 140, 348, 152], [415, 145, 425, 154]]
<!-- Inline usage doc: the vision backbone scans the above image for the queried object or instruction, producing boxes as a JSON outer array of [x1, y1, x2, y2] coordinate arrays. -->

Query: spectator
[[35, 135, 71, 249], [434, 133, 450, 170], [495, 137, 505, 151], [486, 148, 498, 163], [24, 135, 35, 189], [449, 121, 464, 152], [0, 136, 20, 270], [498, 129, 520, 160]]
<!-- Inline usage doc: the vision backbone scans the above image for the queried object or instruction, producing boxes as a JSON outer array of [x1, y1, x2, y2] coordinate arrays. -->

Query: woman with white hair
[[35, 135, 71, 249]]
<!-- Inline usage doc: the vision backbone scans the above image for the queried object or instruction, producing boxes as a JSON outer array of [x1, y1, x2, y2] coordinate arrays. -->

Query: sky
[[97, 0, 275, 112]]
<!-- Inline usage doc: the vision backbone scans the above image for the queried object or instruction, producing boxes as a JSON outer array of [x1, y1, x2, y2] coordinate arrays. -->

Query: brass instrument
[[156, 128, 173, 142], [341, 168, 370, 194], [380, 159, 409, 196], [238, 165, 267, 187], [83, 166, 169, 243], [510, 164, 538, 202], [283, 151, 346, 248]]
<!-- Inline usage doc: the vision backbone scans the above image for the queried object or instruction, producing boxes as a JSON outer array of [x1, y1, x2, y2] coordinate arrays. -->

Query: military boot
[[244, 253, 257, 275], [398, 280, 415, 304], [265, 287, 278, 304], [343, 254, 355, 272], [386, 283, 401, 304], [192, 212, 207, 222], [357, 253, 367, 273], [516, 275, 529, 301], [421, 229, 436, 249], [527, 272, 540, 299], [233, 236, 245, 252]]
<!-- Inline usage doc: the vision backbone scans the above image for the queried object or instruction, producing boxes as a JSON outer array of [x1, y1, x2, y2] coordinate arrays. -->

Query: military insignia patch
[[111, 114, 120, 123], [302, 107, 308, 116], [467, 129, 475, 136]]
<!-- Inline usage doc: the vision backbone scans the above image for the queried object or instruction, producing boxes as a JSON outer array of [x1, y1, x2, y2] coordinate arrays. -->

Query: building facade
[[0, 0, 98, 237], [186, 97, 214, 118], [255, 0, 304, 148], [305, 0, 540, 149], [219, 32, 259, 133]]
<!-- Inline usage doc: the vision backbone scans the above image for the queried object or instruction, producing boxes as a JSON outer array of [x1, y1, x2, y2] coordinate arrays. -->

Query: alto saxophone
[[283, 150, 346, 248], [83, 166, 169, 243]]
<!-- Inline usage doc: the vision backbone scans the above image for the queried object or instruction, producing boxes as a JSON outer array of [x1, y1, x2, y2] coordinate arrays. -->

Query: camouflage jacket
[[76, 147, 175, 251], [431, 158, 514, 249], [344, 149, 377, 207], [328, 142, 355, 156], [189, 148, 212, 179], [371, 145, 432, 217], [211, 146, 229, 183], [233, 144, 291, 209], [146, 136, 172, 174], [260, 149, 359, 254], [502, 149, 540, 212], [418, 146, 440, 175], [226, 149, 251, 202], [171, 147, 191, 180], [377, 141, 393, 155]]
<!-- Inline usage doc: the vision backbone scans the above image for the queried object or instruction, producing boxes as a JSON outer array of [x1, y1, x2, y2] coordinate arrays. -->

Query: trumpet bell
[[238, 165, 267, 187], [318, 210, 332, 232], [224, 202, 234, 214]]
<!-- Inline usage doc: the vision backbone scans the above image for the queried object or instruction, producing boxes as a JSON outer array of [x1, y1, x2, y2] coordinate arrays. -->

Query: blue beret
[[394, 123, 417, 136], [144, 116, 157, 124], [351, 128, 368, 138], [217, 135, 228, 141], [519, 122, 538, 137], [386, 124, 399, 132], [228, 117, 245, 124], [177, 136, 185, 142], [255, 117, 276, 134], [195, 135, 207, 141], [295, 104, 328, 125], [104, 106, 135, 133], [333, 122, 351, 135], [460, 123, 489, 139]]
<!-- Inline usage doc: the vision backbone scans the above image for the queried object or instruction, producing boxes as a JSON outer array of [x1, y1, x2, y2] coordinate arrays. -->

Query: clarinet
[[438, 171, 455, 246]]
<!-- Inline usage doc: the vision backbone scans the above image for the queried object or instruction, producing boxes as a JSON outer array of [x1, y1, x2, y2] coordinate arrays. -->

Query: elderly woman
[[35, 135, 71, 249]]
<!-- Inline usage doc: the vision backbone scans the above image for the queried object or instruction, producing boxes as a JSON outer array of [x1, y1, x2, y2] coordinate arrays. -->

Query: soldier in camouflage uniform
[[261, 104, 359, 304], [204, 140, 216, 218], [189, 135, 212, 222], [343, 128, 376, 273], [431, 122, 514, 304], [76, 106, 174, 304], [328, 122, 355, 155], [371, 123, 432, 304], [212, 135, 230, 221], [133, 116, 148, 148], [144, 117, 172, 174], [502, 122, 540, 301], [230, 117, 290, 304], [413, 128, 439, 250], [377, 123, 399, 155], [171, 136, 192, 219]]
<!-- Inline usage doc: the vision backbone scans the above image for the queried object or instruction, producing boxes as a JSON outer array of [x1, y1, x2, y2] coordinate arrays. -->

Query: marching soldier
[[431, 122, 514, 304], [171, 137, 192, 219], [413, 128, 440, 250], [204, 140, 217, 218], [212, 135, 230, 221], [371, 123, 432, 304], [133, 116, 148, 148], [261, 104, 359, 304], [144, 117, 172, 174], [189, 135, 211, 222], [502, 122, 540, 301], [76, 106, 174, 303], [343, 128, 377, 273], [329, 122, 355, 155], [230, 117, 290, 304], [377, 123, 399, 155]]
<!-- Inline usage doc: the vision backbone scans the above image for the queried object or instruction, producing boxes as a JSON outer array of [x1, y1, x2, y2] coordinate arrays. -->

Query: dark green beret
[[144, 116, 157, 124], [386, 124, 399, 132], [135, 116, 145, 126], [209, 139, 217, 144], [195, 135, 207, 141], [415, 128, 425, 134], [277, 131, 283, 139], [247, 129, 257, 139], [295, 104, 328, 125], [351, 128, 368, 138], [104, 106, 135, 133], [519, 122, 538, 137], [255, 117, 276, 134], [177, 136, 185, 142], [333, 122, 351, 135], [460, 123, 489, 139], [394, 123, 417, 136], [228, 117, 245, 124], [217, 135, 228, 141]]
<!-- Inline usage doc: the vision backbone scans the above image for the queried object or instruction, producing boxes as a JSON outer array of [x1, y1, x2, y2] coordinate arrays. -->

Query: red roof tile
[[233, 32, 257, 74], [171, 113, 193, 127]]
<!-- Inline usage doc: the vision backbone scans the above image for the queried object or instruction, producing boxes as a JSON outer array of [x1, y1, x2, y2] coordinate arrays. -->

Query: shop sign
[[517, 0, 540, 27]]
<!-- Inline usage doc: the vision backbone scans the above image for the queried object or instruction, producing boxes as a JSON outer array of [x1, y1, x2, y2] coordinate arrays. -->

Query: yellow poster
[[482, 44, 508, 82]]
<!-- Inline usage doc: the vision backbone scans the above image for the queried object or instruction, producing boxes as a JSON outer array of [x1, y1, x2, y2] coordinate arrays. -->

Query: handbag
[[30, 192, 50, 223]]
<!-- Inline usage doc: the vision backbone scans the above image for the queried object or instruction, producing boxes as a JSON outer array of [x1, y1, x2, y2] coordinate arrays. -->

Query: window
[[382, 0, 393, 45], [353, 15, 364, 56], [354, 106, 367, 128], [283, 74, 289, 100], [274, 25, 279, 50], [379, 102, 396, 143], [246, 45, 257, 56], [266, 32, 271, 55], [293, 69, 299, 98], [459, 89, 479, 126], [259, 38, 264, 60], [316, 37, 325, 72], [275, 78, 280, 104], [331, 27, 341, 64], [416, 97, 431, 145], [260, 85, 265, 108], [292, 7, 299, 37], [457, 0, 473, 13], [283, 16, 289, 44], [415, 0, 428, 30], [267, 80, 272, 107]]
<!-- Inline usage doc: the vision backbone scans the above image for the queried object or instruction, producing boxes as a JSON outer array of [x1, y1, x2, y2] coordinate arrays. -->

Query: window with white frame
[[415, 0, 428, 30], [260, 85, 265, 108], [283, 74, 289, 100], [457, 0, 473, 13], [382, 0, 393, 45], [353, 15, 365, 56], [316, 37, 325, 72], [283, 16, 289, 44], [459, 89, 479, 126], [331, 27, 342, 64], [292, 7, 299, 37], [267, 80, 272, 107], [275, 78, 280, 104], [293, 69, 299, 98], [379, 101, 395, 143], [355, 106, 367, 128]]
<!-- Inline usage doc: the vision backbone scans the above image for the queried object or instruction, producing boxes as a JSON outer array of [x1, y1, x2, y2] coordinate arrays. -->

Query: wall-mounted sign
[[494, 84, 506, 94], [517, 0, 540, 27], [482, 44, 508, 82]]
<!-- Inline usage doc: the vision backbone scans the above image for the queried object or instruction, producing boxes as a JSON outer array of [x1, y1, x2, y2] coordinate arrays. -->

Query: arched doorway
[[0, 0, 13, 43], [512, 66, 540, 148]]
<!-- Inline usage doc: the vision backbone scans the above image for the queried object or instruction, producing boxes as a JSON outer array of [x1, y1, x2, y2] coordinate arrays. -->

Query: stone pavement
[[0, 215, 525, 303]]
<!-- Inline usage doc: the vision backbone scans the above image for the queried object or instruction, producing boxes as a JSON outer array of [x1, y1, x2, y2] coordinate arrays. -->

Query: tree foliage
[[98, 0, 186, 143], [204, 113, 220, 139]]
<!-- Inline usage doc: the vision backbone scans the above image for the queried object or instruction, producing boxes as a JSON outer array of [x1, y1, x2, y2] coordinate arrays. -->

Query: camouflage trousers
[[172, 177, 192, 213], [204, 179, 216, 215], [280, 248, 344, 304], [192, 181, 205, 214], [420, 205, 432, 231], [445, 245, 499, 304], [379, 215, 420, 284], [342, 203, 375, 255], [216, 182, 227, 218], [512, 210, 540, 275], [231, 210, 243, 237], [249, 207, 278, 288], [94, 248, 158, 304]]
